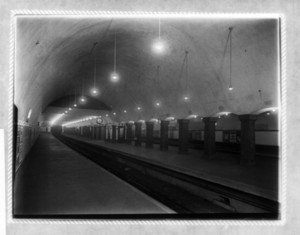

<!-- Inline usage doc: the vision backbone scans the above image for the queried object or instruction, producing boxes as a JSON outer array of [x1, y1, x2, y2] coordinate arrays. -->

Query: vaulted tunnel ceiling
[[15, 16, 279, 126]]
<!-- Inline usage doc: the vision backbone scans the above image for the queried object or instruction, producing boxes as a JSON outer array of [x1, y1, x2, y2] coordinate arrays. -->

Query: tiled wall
[[15, 121, 40, 171]]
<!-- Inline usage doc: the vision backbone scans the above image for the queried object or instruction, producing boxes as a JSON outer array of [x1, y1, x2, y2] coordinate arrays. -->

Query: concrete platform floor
[[14, 133, 174, 215], [64, 134, 279, 201]]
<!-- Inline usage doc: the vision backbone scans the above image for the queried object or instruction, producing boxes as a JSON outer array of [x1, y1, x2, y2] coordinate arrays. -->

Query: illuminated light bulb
[[272, 108, 276, 112], [68, 107, 72, 111], [105, 114, 109, 117], [65, 111, 68, 114], [73, 104, 77, 107], [228, 86, 233, 91], [110, 72, 119, 82], [137, 106, 141, 111], [113, 112, 116, 116], [156, 102, 160, 107], [79, 96, 87, 104], [267, 112, 270, 115], [183, 96, 189, 101], [90, 87, 100, 96], [152, 39, 165, 54], [124, 110, 127, 113]]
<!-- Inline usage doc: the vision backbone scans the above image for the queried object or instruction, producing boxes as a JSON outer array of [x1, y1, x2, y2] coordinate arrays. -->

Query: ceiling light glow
[[27, 109, 32, 120], [152, 39, 165, 54], [110, 72, 120, 82], [90, 87, 100, 96], [183, 96, 189, 101], [50, 113, 64, 126], [79, 96, 87, 104]]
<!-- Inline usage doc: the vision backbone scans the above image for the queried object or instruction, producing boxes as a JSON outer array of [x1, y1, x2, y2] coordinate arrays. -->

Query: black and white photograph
[[12, 14, 281, 220], [1, 0, 300, 234]]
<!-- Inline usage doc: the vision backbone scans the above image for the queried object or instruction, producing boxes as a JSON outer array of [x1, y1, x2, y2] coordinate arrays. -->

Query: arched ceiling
[[14, 16, 279, 126]]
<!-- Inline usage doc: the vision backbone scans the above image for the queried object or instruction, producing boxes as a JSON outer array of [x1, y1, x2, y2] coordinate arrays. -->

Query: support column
[[104, 125, 109, 142], [112, 125, 117, 143], [89, 126, 93, 139], [94, 126, 98, 139], [146, 121, 154, 148], [118, 125, 125, 143], [99, 125, 103, 140], [83, 126, 87, 137], [90, 126, 93, 139], [134, 122, 142, 146], [178, 119, 190, 153], [92, 126, 96, 139], [126, 123, 133, 144], [239, 114, 257, 165], [203, 117, 218, 158], [100, 125, 105, 140], [98, 126, 101, 140], [108, 125, 112, 142], [160, 120, 169, 151]]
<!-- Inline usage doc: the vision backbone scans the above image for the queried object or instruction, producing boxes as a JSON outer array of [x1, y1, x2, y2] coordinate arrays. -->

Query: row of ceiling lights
[[75, 19, 199, 111], [59, 23, 255, 127], [62, 108, 277, 127], [59, 106, 277, 127], [62, 112, 227, 127]]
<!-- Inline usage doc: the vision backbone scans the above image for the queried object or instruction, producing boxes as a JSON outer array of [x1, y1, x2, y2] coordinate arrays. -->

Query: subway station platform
[[63, 134, 279, 202], [14, 133, 175, 216]]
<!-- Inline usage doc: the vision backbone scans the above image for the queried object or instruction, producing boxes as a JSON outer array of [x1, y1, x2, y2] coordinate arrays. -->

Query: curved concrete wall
[[14, 17, 279, 126]]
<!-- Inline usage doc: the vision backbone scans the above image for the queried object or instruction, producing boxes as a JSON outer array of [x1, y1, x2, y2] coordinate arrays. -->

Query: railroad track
[[55, 133, 280, 219]]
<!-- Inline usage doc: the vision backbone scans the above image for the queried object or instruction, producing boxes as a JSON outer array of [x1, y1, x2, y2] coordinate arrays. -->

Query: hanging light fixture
[[153, 65, 162, 108], [79, 62, 87, 104], [110, 31, 120, 82], [79, 96, 87, 104], [90, 42, 100, 96], [182, 50, 190, 102], [72, 88, 77, 107], [228, 27, 233, 91], [152, 18, 166, 54]]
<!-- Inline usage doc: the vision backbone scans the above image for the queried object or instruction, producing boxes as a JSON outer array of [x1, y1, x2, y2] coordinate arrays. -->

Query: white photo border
[[7, 10, 286, 226]]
